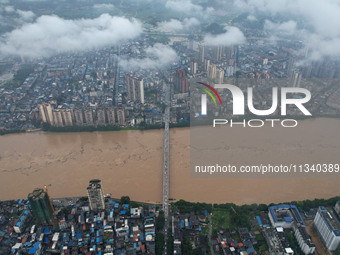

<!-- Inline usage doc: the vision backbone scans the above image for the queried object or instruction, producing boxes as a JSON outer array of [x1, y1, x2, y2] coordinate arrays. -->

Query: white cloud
[[165, 0, 203, 13], [204, 26, 246, 46], [93, 4, 115, 10], [264, 20, 298, 36], [233, 0, 340, 61], [120, 43, 178, 71], [157, 18, 199, 32], [247, 15, 257, 21], [0, 14, 142, 58], [16, 10, 35, 21], [4, 5, 15, 13]]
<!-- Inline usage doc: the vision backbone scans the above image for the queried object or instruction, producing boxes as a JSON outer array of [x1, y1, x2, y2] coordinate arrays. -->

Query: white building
[[314, 206, 340, 251]]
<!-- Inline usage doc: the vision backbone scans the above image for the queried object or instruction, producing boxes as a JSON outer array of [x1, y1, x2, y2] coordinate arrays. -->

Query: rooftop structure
[[87, 179, 105, 211]]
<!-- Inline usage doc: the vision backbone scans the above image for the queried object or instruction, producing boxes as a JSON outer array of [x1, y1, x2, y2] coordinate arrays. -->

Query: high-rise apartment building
[[199, 43, 205, 64], [61, 109, 73, 126], [84, 109, 94, 126], [116, 107, 126, 126], [28, 188, 54, 224], [208, 64, 217, 81], [190, 61, 197, 75], [213, 45, 223, 61], [107, 108, 116, 125], [125, 73, 144, 104], [87, 179, 105, 211], [74, 109, 84, 126], [215, 68, 225, 84], [314, 206, 340, 251], [97, 108, 106, 126], [174, 69, 189, 93], [53, 109, 63, 127], [204, 59, 210, 72], [38, 103, 54, 126]]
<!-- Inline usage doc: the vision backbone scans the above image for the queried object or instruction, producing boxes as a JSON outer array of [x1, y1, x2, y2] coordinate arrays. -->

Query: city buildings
[[125, 73, 145, 104], [87, 179, 105, 211], [268, 204, 315, 254], [27, 188, 54, 225], [208, 64, 216, 81], [268, 204, 305, 228], [38, 103, 54, 126], [198, 43, 205, 64], [173, 69, 188, 93], [314, 206, 340, 251], [215, 68, 225, 84]]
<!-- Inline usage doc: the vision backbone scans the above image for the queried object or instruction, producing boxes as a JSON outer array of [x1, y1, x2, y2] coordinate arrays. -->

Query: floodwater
[[0, 118, 339, 205]]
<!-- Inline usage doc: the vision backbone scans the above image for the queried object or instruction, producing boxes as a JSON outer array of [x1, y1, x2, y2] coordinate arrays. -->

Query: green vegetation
[[56, 94, 67, 105], [120, 196, 130, 205], [0, 129, 25, 136], [42, 123, 166, 133], [171, 199, 212, 214], [254, 234, 268, 254], [156, 211, 165, 232], [4, 65, 34, 89], [181, 230, 202, 255], [167, 225, 174, 255], [286, 230, 303, 255], [169, 122, 190, 128], [78, 197, 88, 202], [155, 233, 164, 255], [212, 209, 231, 232], [9, 209, 24, 219]]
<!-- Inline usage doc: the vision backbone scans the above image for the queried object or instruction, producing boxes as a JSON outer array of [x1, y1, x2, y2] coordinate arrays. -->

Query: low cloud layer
[[165, 0, 214, 19], [234, 0, 340, 61], [1, 5, 35, 24], [157, 18, 199, 32], [264, 20, 298, 36], [165, 0, 202, 13], [0, 14, 142, 58], [119, 43, 178, 71], [204, 26, 246, 46], [93, 4, 115, 10]]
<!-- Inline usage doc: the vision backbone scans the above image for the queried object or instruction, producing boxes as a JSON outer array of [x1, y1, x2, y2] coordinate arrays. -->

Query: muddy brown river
[[0, 118, 339, 205]]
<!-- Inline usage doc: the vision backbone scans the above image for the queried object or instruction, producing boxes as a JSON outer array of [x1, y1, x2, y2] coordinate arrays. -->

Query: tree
[[156, 211, 165, 232], [120, 196, 130, 205], [155, 233, 164, 255]]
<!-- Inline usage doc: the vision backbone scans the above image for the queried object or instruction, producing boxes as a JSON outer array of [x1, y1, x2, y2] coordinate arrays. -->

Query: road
[[114, 45, 120, 106], [163, 81, 170, 254], [209, 213, 213, 255]]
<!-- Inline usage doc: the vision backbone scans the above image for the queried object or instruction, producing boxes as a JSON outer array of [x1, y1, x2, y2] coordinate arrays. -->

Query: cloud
[[93, 4, 115, 10], [157, 18, 199, 32], [264, 20, 298, 36], [0, 14, 142, 58], [4, 5, 14, 13], [119, 43, 178, 71], [233, 0, 340, 61], [165, 0, 203, 13], [165, 0, 216, 19], [247, 15, 257, 21], [204, 26, 246, 46], [16, 10, 35, 21], [2, 6, 35, 21]]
